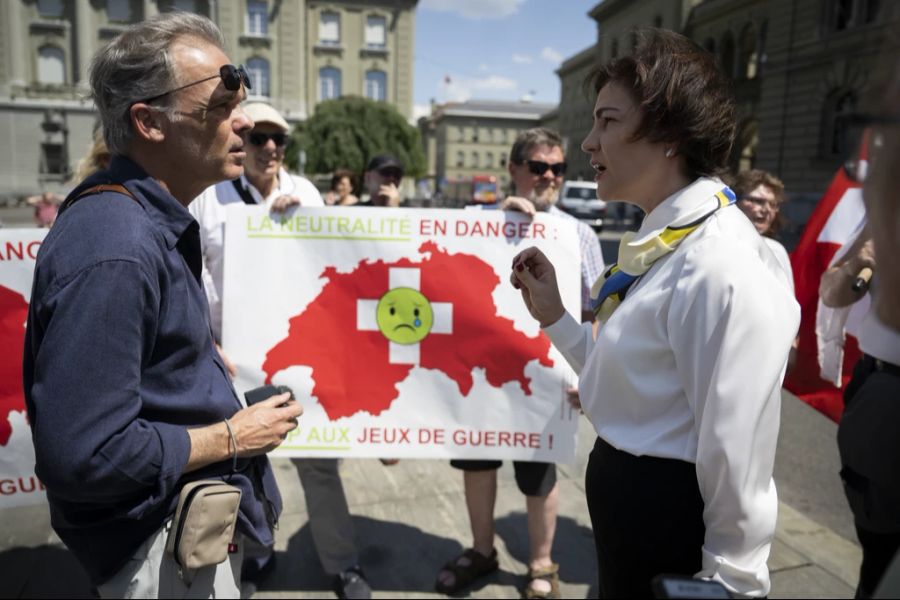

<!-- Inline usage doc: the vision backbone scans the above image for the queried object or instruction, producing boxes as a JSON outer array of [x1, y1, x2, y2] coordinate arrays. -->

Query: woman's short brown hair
[[331, 169, 357, 192], [728, 169, 787, 237], [590, 28, 736, 179]]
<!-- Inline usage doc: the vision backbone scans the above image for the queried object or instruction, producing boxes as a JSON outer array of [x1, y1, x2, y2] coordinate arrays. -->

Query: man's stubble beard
[[528, 181, 560, 212]]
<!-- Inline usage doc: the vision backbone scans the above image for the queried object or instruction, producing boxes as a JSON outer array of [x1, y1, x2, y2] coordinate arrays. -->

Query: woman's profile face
[[581, 82, 668, 206]]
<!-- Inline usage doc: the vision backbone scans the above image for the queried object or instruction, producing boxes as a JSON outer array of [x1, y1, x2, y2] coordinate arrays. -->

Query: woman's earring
[[665, 148, 674, 158]]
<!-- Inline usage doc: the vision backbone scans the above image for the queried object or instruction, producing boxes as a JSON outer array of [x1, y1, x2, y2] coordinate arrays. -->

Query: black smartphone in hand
[[244, 385, 294, 407]]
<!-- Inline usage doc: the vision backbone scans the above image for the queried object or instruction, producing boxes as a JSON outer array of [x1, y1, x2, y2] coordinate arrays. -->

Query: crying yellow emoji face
[[375, 287, 434, 345]]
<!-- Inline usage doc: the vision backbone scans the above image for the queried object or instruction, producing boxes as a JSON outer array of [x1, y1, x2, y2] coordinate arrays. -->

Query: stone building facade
[[554, 0, 895, 238], [418, 99, 556, 199], [0, 0, 417, 201]]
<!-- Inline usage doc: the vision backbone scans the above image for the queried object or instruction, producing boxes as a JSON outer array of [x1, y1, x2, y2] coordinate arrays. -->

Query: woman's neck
[[247, 171, 278, 199]]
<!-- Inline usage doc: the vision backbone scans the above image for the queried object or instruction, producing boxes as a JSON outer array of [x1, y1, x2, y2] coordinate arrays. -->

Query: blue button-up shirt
[[23, 156, 282, 584]]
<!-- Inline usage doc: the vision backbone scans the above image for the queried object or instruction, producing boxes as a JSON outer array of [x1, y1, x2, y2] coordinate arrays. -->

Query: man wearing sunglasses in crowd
[[438, 128, 604, 599], [190, 101, 323, 358], [191, 105, 378, 600], [23, 13, 302, 599]]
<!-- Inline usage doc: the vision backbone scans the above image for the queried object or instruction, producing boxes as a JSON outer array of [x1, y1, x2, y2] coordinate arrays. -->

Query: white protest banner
[[223, 206, 582, 462], [0, 229, 47, 508]]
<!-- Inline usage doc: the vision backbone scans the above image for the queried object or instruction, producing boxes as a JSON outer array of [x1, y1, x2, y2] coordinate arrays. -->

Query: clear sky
[[413, 0, 600, 119]]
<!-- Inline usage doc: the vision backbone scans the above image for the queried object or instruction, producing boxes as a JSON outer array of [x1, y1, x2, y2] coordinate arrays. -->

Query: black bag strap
[[231, 179, 257, 205]]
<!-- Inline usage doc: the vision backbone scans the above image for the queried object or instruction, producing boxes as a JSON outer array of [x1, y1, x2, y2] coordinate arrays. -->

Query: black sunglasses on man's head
[[136, 64, 251, 105], [248, 132, 288, 147], [525, 160, 567, 177]]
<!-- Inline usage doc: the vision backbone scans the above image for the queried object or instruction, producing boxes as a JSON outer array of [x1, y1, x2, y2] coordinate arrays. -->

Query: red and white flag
[[784, 167, 866, 422]]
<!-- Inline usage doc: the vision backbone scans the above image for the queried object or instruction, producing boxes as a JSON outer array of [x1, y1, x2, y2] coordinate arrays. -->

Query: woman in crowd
[[509, 29, 799, 598], [325, 168, 359, 205]]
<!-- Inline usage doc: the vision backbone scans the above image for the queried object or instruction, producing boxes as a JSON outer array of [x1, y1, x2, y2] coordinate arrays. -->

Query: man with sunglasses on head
[[22, 13, 303, 599], [437, 128, 604, 599]]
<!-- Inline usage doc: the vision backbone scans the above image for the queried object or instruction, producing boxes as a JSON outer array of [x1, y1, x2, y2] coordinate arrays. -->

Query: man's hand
[[229, 393, 303, 457], [509, 247, 566, 328], [377, 184, 401, 207], [271, 194, 302, 213], [566, 386, 582, 412], [500, 195, 537, 217]]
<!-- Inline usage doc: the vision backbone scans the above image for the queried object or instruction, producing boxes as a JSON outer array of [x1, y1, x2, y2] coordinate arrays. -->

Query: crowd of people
[[14, 10, 900, 600]]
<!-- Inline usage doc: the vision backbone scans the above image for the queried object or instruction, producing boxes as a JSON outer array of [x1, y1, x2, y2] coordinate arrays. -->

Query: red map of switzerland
[[262, 242, 554, 420], [0, 285, 28, 447]]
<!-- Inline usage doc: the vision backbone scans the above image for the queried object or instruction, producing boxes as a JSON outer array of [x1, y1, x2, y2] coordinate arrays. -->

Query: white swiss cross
[[357, 267, 453, 365]]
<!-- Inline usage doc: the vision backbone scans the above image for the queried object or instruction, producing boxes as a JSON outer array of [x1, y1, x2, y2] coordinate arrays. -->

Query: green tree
[[286, 96, 426, 179]]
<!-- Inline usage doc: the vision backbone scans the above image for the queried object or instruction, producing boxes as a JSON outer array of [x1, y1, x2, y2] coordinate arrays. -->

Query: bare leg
[[436, 469, 498, 588], [525, 481, 560, 595]]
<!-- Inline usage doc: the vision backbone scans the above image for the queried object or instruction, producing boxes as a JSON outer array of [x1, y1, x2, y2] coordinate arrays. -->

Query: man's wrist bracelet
[[223, 418, 238, 473]]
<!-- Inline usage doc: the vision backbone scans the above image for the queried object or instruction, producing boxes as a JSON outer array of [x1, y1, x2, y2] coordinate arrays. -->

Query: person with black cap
[[360, 154, 405, 207]]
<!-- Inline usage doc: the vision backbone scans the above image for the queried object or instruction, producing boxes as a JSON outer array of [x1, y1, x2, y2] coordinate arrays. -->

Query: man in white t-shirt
[[190, 103, 373, 599]]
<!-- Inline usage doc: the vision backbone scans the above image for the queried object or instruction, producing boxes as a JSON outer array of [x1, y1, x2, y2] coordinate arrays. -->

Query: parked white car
[[558, 180, 606, 231]]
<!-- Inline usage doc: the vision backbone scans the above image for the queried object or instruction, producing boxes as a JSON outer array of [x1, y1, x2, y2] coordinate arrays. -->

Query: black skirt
[[585, 436, 706, 599]]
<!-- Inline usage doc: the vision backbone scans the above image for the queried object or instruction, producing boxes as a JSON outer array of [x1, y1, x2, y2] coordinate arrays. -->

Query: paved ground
[[0, 392, 861, 599]]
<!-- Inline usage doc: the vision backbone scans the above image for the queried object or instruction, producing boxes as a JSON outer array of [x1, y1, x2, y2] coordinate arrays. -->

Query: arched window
[[719, 31, 736, 79], [472, 152, 479, 168], [365, 70, 386, 101], [319, 67, 341, 101], [821, 88, 857, 157], [738, 24, 758, 80], [247, 57, 270, 98], [38, 46, 65, 85], [365, 15, 387, 48]]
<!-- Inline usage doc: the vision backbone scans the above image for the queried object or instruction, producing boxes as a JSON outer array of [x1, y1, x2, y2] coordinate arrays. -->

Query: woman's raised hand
[[510, 247, 566, 328]]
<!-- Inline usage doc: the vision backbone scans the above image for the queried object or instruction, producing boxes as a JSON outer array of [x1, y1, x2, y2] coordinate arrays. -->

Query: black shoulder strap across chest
[[231, 179, 257, 205]]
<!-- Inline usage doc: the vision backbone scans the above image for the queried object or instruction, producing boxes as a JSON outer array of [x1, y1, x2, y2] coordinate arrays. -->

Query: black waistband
[[862, 354, 900, 377]]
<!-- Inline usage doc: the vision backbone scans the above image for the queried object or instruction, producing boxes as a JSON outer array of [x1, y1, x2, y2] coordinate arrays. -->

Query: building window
[[319, 11, 340, 45], [704, 38, 716, 55], [456, 151, 464, 168], [319, 67, 341, 100], [107, 0, 133, 23], [37, 46, 66, 85], [365, 16, 387, 48], [171, 0, 197, 12], [719, 31, 735, 79], [486, 152, 494, 168], [472, 152, 479, 168], [734, 120, 758, 172], [822, 89, 857, 157], [738, 24, 758, 80], [246, 0, 268, 36], [247, 57, 269, 98], [365, 70, 386, 101], [37, 0, 64, 18], [41, 143, 67, 175], [653, 15, 663, 28], [500, 154, 507, 167], [831, 0, 855, 31]]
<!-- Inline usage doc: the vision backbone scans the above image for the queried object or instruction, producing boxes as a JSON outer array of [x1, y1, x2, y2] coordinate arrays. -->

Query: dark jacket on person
[[22, 156, 282, 584]]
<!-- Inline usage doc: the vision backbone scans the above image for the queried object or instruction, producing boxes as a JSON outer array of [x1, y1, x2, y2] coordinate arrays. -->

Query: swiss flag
[[784, 167, 865, 422]]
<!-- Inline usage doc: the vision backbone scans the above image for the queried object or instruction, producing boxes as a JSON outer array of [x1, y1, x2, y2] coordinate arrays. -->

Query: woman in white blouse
[[510, 29, 799, 598]]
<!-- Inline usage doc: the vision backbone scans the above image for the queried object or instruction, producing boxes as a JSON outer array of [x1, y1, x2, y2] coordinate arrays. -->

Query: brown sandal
[[523, 562, 560, 599], [434, 548, 499, 595]]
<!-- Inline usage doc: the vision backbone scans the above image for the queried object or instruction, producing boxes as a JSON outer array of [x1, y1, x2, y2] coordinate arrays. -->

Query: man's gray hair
[[89, 12, 226, 156], [508, 127, 564, 165]]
